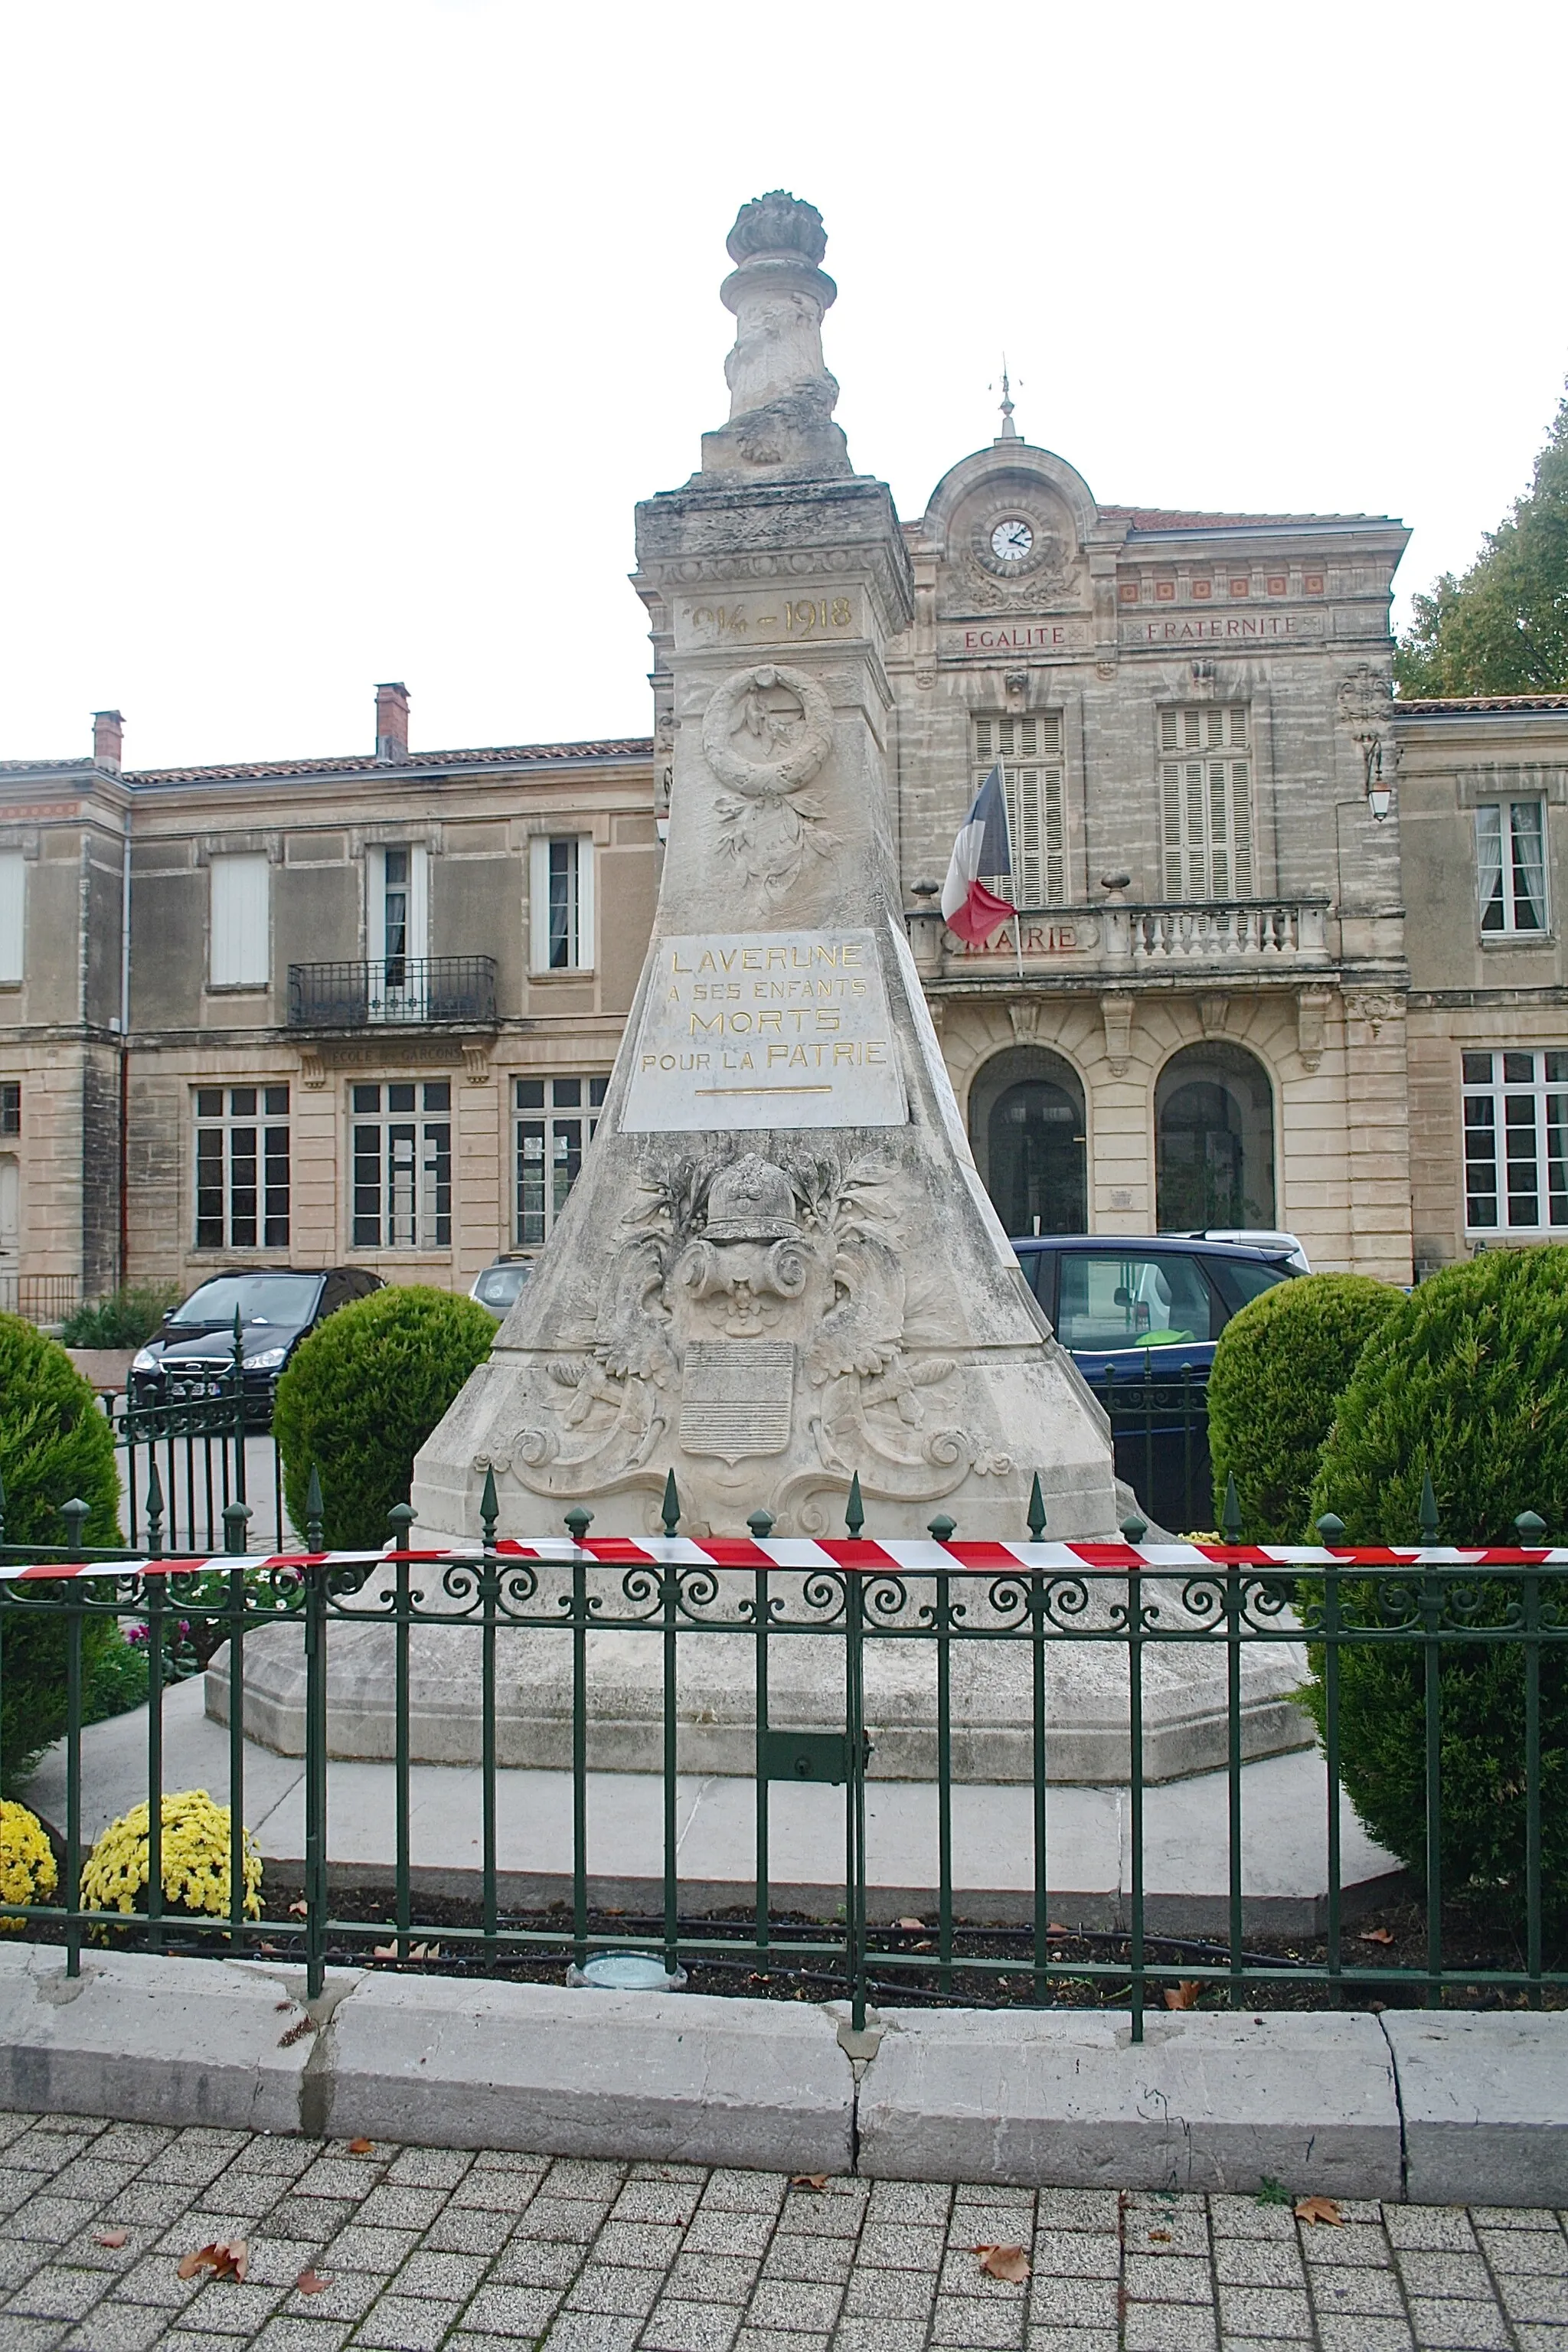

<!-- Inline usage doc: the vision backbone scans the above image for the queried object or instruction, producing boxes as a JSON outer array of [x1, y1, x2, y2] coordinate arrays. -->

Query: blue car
[[1011, 1235, 1303, 1530]]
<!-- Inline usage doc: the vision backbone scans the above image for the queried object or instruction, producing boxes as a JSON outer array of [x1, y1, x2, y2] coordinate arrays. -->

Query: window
[[367, 843, 430, 1014], [194, 1085, 290, 1250], [1054, 1253, 1221, 1352], [209, 854, 270, 987], [1158, 705, 1253, 899], [351, 1080, 452, 1250], [516, 1076, 606, 1244], [1462, 1050, 1567, 1232], [1477, 802, 1548, 934], [0, 851, 24, 985], [972, 715, 1065, 906], [0, 1083, 17, 1137], [529, 836, 595, 972]]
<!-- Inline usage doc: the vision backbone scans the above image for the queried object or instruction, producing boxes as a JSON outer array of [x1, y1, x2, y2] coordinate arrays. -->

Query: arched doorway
[[1155, 1042, 1276, 1230], [969, 1047, 1087, 1237]]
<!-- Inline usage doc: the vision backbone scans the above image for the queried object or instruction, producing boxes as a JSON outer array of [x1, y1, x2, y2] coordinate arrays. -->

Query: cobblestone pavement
[[3, 2110, 1568, 2352]]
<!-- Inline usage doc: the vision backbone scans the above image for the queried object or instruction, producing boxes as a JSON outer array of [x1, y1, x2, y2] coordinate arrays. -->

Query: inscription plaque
[[680, 1340, 795, 1462], [620, 927, 907, 1132]]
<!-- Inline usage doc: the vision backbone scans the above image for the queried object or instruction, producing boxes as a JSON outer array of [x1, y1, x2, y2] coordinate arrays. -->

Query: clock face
[[990, 516, 1034, 564]]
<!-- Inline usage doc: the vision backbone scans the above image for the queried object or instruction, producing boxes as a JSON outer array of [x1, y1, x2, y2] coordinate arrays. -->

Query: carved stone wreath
[[701, 663, 834, 796]]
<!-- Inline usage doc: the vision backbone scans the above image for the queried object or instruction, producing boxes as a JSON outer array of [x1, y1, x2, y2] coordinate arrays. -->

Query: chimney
[[374, 681, 410, 765], [93, 710, 124, 772]]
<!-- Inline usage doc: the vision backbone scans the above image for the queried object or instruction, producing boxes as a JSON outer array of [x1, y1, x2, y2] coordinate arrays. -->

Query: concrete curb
[[4, 1945, 1568, 2203], [854, 2007, 1403, 2197]]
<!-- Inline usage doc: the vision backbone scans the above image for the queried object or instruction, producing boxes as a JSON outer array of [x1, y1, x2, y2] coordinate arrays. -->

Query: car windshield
[[168, 1274, 322, 1329], [1055, 1253, 1219, 1351], [475, 1265, 531, 1311]]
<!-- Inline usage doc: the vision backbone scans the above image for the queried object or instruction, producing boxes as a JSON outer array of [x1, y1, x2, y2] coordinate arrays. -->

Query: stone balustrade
[[915, 898, 1334, 981]]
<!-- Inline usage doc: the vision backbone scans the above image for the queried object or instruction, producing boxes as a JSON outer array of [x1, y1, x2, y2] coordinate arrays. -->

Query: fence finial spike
[[747, 1508, 775, 1539], [1515, 1508, 1547, 1543], [1026, 1472, 1047, 1543], [1119, 1512, 1148, 1545], [1222, 1470, 1242, 1540], [1316, 1510, 1345, 1544], [479, 1466, 498, 1546], [60, 1498, 89, 1559], [661, 1469, 681, 1538], [844, 1472, 864, 1539], [1419, 1468, 1439, 1544], [564, 1504, 593, 1545], [927, 1513, 956, 1544], [305, 1465, 325, 1553]]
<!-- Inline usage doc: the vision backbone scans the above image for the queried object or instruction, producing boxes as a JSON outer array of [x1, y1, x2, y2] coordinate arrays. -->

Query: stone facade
[[2, 213, 1566, 1314]]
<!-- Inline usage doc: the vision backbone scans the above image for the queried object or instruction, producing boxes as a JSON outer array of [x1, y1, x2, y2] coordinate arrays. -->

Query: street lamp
[[1357, 732, 1393, 822]]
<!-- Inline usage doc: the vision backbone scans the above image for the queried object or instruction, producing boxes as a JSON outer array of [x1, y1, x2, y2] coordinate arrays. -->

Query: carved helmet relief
[[701, 663, 839, 903]]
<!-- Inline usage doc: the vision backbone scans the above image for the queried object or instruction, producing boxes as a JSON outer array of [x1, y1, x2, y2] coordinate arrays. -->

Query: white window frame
[[1461, 1048, 1568, 1234], [193, 1084, 291, 1251], [1476, 801, 1549, 936], [350, 1079, 452, 1251], [208, 854, 270, 988], [515, 1074, 606, 1246], [529, 835, 595, 972], [973, 715, 1065, 906], [1158, 705, 1253, 900], [0, 851, 27, 985]]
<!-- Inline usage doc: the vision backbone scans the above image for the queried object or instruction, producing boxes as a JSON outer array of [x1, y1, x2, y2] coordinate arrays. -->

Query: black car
[[129, 1268, 384, 1413], [1014, 1235, 1300, 1378], [1013, 1235, 1301, 1531]]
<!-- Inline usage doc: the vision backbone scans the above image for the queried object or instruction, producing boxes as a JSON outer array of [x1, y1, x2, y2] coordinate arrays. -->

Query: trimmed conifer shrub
[[273, 1285, 495, 1549], [1302, 1245, 1568, 1929], [1207, 1272, 1403, 1541], [0, 1314, 122, 1788]]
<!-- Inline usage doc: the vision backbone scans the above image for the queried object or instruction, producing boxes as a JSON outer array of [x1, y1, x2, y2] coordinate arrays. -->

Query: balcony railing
[[1116, 899, 1330, 966], [0, 1272, 80, 1325], [286, 956, 498, 1030]]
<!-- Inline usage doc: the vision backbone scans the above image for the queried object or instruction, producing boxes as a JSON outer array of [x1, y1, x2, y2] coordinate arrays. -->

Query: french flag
[[940, 763, 1017, 944]]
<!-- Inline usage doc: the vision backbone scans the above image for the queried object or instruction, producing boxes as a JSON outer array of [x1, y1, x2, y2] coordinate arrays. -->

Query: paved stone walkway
[[2, 2110, 1566, 2352]]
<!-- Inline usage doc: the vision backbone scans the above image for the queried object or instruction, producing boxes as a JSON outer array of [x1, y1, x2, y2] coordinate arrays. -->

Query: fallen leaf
[[94, 2230, 129, 2249], [1148, 2228, 1172, 2243], [1294, 2196, 1344, 2227], [287, 1900, 308, 1918], [277, 2015, 315, 2048], [296, 2267, 332, 2296], [274, 2000, 292, 2013], [896, 1916, 924, 1931], [789, 2174, 829, 2191], [1163, 1980, 1203, 2011], [178, 2239, 248, 2282], [1359, 1927, 1395, 1946], [975, 2243, 1031, 2283], [347, 2138, 375, 2156]]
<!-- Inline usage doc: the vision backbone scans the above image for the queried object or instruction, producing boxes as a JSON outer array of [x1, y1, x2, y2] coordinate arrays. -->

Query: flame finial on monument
[[699, 191, 852, 484]]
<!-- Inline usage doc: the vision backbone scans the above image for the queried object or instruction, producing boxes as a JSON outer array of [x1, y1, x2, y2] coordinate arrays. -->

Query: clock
[[989, 517, 1034, 565]]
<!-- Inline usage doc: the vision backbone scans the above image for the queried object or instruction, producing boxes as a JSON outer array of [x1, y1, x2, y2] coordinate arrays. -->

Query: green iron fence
[[1, 1470, 1563, 2042], [1083, 1360, 1210, 1534]]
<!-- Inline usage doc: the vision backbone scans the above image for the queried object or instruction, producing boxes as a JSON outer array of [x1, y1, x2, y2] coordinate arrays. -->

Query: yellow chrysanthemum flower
[[0, 1799, 57, 1929], [79, 1790, 262, 1934]]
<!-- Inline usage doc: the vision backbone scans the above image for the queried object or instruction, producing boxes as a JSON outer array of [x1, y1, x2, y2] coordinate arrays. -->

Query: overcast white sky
[[1, 0, 1563, 772]]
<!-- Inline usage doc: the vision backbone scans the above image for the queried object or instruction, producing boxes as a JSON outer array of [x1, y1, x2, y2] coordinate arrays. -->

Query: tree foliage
[[1396, 387, 1568, 697], [273, 1285, 495, 1549], [1207, 1272, 1402, 1541]]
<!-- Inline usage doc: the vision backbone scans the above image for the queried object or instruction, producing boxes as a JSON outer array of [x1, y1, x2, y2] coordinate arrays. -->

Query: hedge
[[1302, 1245, 1568, 1928], [0, 1315, 122, 1788], [1207, 1272, 1403, 1541], [273, 1285, 495, 1549]]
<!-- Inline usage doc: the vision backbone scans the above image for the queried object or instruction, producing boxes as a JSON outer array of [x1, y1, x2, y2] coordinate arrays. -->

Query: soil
[[23, 1877, 1560, 2013]]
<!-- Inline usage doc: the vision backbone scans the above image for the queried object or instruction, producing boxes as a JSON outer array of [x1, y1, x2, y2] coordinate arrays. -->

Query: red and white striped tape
[[0, 1537, 1563, 1583]]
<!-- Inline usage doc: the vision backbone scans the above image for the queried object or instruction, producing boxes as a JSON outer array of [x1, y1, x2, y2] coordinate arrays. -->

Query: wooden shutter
[[975, 713, 1065, 903], [210, 854, 270, 986], [1158, 706, 1253, 900]]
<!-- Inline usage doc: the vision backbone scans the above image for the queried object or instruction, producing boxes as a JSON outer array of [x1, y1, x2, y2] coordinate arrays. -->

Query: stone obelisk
[[411, 193, 1117, 1542]]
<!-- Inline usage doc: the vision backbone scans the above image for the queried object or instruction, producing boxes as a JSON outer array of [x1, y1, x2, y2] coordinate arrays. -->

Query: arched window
[[1155, 1042, 1276, 1231], [969, 1046, 1087, 1238]]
